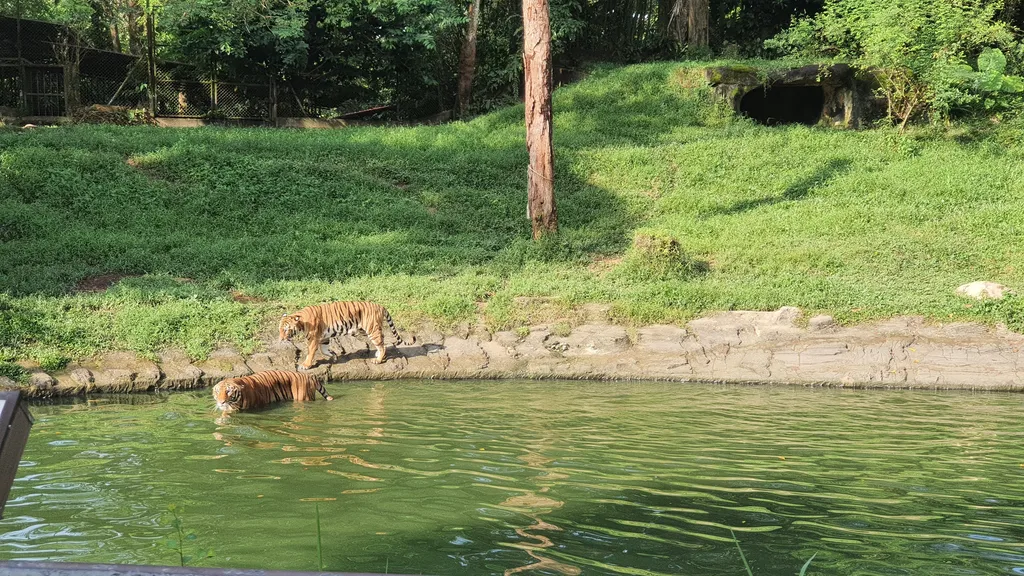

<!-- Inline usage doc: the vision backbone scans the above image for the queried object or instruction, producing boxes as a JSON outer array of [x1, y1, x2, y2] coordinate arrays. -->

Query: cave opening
[[739, 85, 826, 126]]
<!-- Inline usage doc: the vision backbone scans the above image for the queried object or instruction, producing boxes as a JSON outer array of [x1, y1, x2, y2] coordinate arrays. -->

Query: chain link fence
[[2, 16, 280, 121], [1, 15, 383, 122]]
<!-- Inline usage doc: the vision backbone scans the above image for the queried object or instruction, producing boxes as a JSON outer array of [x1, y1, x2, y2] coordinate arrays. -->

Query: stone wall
[[7, 307, 1024, 398]]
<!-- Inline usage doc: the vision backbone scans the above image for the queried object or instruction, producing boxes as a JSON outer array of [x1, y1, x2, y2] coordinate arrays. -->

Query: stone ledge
[[8, 308, 1024, 398]]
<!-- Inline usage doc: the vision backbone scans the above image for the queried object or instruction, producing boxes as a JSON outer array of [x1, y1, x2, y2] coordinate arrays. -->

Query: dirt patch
[[74, 273, 139, 293], [126, 156, 166, 181], [230, 290, 266, 304], [588, 255, 623, 274]]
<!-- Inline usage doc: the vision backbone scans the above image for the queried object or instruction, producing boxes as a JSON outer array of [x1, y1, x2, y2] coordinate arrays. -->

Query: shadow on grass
[[702, 157, 853, 218]]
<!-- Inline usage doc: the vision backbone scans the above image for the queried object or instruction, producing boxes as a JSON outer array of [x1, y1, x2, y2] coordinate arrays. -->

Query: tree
[[667, 0, 708, 47], [523, 0, 557, 239], [457, 0, 481, 116]]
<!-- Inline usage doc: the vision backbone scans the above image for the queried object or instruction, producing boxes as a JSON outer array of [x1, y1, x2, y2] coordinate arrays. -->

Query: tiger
[[278, 301, 404, 368], [213, 369, 333, 413]]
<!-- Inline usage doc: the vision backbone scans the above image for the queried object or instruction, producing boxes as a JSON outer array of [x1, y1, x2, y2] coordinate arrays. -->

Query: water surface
[[1, 381, 1022, 575]]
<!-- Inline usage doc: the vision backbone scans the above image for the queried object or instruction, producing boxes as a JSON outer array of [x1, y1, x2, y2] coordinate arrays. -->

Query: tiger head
[[278, 313, 305, 341], [212, 379, 244, 412]]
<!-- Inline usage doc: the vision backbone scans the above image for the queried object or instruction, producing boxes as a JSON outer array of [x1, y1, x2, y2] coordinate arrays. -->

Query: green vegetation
[[162, 504, 214, 567], [768, 0, 1023, 126], [2, 61, 1024, 366]]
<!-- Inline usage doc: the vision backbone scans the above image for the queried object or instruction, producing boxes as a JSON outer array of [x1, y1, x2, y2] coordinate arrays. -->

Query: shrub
[[612, 232, 706, 282], [766, 0, 1021, 127]]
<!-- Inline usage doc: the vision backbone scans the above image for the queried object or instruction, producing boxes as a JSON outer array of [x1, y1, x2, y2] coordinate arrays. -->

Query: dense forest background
[[2, 0, 1023, 118]]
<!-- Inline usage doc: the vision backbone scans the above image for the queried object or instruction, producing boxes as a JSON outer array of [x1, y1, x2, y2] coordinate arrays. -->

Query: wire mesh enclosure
[[0, 15, 338, 123], [23, 66, 63, 116]]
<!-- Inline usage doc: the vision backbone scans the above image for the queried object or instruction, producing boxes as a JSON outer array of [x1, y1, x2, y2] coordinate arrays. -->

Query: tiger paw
[[325, 396, 334, 401]]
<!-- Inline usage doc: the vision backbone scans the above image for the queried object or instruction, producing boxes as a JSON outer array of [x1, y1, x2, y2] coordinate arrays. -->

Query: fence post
[[146, 10, 157, 118], [269, 77, 277, 126], [15, 0, 27, 114]]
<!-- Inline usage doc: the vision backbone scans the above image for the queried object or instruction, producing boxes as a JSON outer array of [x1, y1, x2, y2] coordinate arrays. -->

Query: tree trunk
[[457, 0, 481, 117], [667, 0, 686, 44], [125, 0, 144, 55], [522, 0, 557, 239], [109, 22, 121, 52], [685, 0, 708, 47], [667, 0, 708, 47], [657, 0, 673, 38]]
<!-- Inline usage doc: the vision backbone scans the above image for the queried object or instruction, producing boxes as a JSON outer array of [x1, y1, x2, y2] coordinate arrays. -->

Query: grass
[[2, 60, 1024, 367]]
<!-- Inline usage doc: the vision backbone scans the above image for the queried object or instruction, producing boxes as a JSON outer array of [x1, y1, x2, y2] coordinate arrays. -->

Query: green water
[[1, 382, 1023, 575]]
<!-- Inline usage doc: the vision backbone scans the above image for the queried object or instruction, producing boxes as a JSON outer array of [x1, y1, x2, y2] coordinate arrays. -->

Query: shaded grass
[[2, 60, 1024, 364]]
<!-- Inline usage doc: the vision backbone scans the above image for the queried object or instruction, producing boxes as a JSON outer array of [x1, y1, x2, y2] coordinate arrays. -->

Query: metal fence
[[0, 16, 283, 122]]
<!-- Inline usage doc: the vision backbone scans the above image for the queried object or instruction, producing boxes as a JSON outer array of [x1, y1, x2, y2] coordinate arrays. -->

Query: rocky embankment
[[6, 306, 1024, 398]]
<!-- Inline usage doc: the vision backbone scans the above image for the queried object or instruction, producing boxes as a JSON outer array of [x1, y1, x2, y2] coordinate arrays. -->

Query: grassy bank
[[2, 61, 1024, 373]]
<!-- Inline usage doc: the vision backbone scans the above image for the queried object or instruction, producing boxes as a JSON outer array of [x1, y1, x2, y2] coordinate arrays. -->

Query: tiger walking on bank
[[279, 301, 405, 368]]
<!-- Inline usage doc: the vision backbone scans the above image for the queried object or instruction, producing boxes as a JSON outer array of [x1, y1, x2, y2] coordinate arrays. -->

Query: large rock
[[956, 281, 1010, 300], [80, 352, 161, 392], [246, 341, 299, 373], [550, 325, 631, 357], [158, 350, 204, 389], [194, 348, 251, 386]]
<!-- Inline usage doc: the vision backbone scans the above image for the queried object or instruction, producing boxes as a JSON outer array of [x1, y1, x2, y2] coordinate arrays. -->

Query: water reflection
[[2, 383, 1024, 575]]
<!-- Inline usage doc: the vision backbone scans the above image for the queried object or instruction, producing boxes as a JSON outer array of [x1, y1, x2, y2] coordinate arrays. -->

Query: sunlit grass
[[2, 60, 1023, 368]]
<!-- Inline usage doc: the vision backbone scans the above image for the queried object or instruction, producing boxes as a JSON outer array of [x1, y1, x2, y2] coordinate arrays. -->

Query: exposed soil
[[230, 290, 267, 304], [74, 273, 138, 293]]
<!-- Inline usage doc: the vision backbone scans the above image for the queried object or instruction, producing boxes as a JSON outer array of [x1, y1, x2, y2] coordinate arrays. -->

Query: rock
[[70, 368, 93, 384], [808, 315, 837, 332], [247, 341, 298, 372], [195, 348, 251, 385], [956, 281, 1010, 300], [0, 376, 18, 388], [636, 325, 687, 354], [83, 352, 161, 392], [442, 337, 489, 374], [552, 324, 631, 357], [29, 372, 56, 388], [158, 350, 204, 389]]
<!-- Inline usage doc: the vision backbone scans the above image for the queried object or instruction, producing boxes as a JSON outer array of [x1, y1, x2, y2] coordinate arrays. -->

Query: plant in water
[[731, 529, 816, 575], [315, 503, 324, 571], [162, 504, 214, 567]]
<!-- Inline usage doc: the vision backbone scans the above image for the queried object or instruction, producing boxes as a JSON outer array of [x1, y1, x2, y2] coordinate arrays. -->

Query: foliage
[[767, 0, 1021, 126], [2, 62, 1024, 362], [315, 504, 324, 571], [611, 232, 706, 281], [952, 47, 1024, 114], [162, 504, 214, 567], [713, 0, 825, 56]]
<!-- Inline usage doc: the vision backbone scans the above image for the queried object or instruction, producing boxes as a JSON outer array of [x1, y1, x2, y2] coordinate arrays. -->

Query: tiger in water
[[278, 301, 404, 368], [213, 370, 333, 413]]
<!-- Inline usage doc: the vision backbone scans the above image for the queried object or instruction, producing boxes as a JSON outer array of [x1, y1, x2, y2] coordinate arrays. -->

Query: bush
[[612, 232, 707, 282], [767, 0, 1021, 127], [72, 105, 155, 126]]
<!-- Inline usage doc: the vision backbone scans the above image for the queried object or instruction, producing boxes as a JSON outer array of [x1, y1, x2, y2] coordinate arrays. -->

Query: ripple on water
[[1, 382, 1023, 575]]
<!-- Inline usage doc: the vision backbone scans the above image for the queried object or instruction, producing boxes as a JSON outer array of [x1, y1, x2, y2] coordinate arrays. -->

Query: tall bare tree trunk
[[685, 0, 708, 47], [657, 0, 673, 38], [457, 0, 481, 117], [667, 0, 708, 47], [125, 0, 144, 55], [109, 21, 121, 52], [523, 0, 557, 239]]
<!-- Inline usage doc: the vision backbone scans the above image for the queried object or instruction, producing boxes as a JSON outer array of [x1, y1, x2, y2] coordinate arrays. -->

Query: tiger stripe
[[279, 301, 405, 368], [213, 370, 333, 413]]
